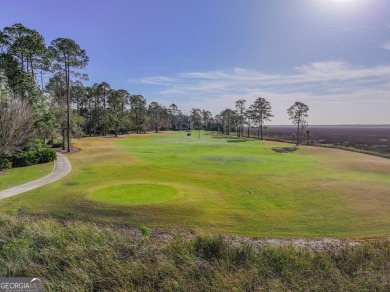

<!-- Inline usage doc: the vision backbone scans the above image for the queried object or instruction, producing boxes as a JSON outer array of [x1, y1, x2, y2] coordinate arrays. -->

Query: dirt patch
[[0, 169, 8, 177], [272, 147, 298, 153], [113, 226, 364, 251], [223, 236, 362, 251], [54, 147, 80, 154]]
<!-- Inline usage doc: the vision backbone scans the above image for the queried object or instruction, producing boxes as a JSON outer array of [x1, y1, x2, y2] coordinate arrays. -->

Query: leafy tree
[[45, 74, 67, 148], [0, 24, 48, 106], [71, 81, 86, 115], [214, 114, 222, 133], [244, 107, 254, 138], [107, 89, 128, 136], [287, 101, 309, 146], [48, 105, 84, 147], [0, 31, 8, 53], [201, 110, 212, 131], [249, 97, 273, 140], [1, 23, 47, 80], [235, 99, 246, 137], [190, 108, 202, 137], [148, 102, 169, 133], [168, 103, 183, 130], [0, 53, 43, 103], [98, 82, 111, 136], [87, 83, 102, 135], [49, 38, 88, 152], [220, 108, 235, 135], [82, 86, 93, 136], [129, 95, 147, 133], [46, 74, 66, 106]]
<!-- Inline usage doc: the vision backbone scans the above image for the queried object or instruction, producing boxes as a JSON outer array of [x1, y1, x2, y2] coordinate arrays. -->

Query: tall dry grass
[[0, 215, 388, 291]]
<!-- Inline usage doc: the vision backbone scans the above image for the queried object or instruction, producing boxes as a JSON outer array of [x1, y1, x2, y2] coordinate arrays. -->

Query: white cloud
[[383, 41, 390, 50], [129, 61, 390, 124]]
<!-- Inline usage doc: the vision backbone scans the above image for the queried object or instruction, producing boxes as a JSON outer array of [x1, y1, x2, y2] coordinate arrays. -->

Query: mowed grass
[[91, 184, 180, 206], [0, 162, 54, 191], [0, 132, 389, 238]]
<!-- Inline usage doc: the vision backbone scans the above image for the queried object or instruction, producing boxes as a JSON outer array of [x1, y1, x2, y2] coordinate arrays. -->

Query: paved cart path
[[0, 153, 71, 200]]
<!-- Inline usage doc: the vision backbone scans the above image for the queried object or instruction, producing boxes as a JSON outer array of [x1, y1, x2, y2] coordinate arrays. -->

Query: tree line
[[0, 23, 310, 169]]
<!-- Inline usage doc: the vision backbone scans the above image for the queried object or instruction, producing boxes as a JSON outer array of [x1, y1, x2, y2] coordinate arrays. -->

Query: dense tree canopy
[[0, 22, 312, 169], [49, 37, 89, 152]]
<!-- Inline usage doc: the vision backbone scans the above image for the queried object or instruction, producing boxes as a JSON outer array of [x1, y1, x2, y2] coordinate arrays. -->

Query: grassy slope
[[0, 162, 54, 191], [1, 215, 388, 291], [0, 132, 389, 238]]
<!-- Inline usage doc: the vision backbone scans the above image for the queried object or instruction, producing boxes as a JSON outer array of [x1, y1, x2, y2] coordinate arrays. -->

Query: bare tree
[[0, 99, 36, 156]]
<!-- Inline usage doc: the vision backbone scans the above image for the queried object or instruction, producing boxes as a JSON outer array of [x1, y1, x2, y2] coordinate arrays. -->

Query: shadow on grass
[[272, 147, 298, 153]]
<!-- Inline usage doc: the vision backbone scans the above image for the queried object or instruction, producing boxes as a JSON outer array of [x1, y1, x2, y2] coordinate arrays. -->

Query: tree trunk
[[62, 128, 65, 150], [66, 62, 71, 152], [30, 56, 35, 81], [260, 120, 263, 140], [103, 92, 106, 136], [40, 70, 44, 90], [296, 120, 300, 146]]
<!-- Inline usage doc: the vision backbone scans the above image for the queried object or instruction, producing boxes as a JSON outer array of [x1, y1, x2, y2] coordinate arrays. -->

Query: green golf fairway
[[1, 131, 389, 238], [91, 184, 180, 206]]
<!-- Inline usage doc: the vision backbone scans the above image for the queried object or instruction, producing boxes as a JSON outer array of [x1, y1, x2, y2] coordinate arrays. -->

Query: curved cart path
[[0, 153, 71, 200]]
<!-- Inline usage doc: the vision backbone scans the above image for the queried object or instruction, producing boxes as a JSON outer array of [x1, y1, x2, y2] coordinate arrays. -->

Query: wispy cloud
[[383, 41, 390, 50], [131, 61, 390, 96], [129, 61, 390, 124]]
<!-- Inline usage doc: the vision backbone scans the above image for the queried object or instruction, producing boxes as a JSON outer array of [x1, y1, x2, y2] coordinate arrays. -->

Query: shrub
[[0, 157, 12, 169], [139, 225, 151, 237], [37, 148, 57, 163], [48, 140, 63, 148], [195, 235, 226, 259], [139, 226, 151, 244], [14, 150, 39, 167], [27, 139, 45, 151], [10, 139, 57, 167]]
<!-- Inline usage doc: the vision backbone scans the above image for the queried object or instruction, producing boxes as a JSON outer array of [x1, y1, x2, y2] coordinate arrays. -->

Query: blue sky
[[1, 0, 390, 124]]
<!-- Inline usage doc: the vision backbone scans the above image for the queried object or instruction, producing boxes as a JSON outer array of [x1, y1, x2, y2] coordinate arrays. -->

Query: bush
[[48, 140, 63, 148], [11, 140, 57, 167], [27, 139, 45, 151], [0, 157, 12, 169], [14, 150, 39, 167], [37, 148, 57, 163], [195, 235, 226, 259]]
